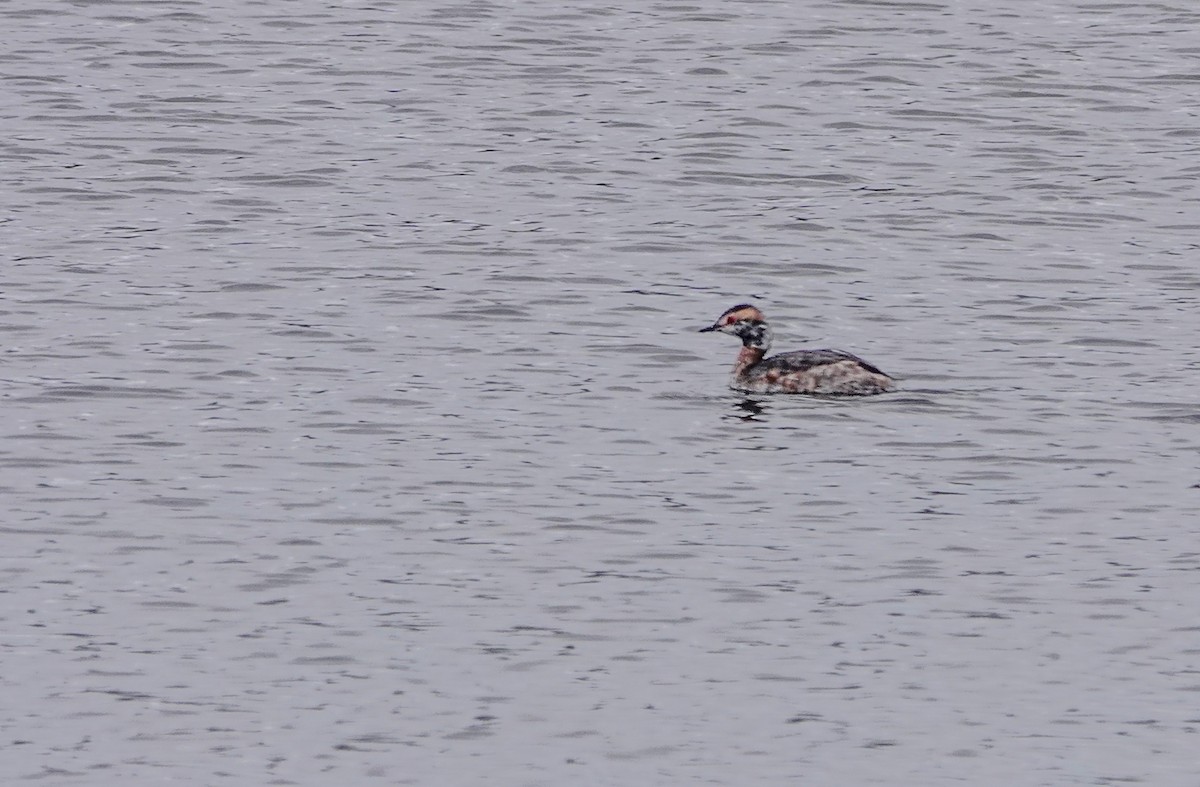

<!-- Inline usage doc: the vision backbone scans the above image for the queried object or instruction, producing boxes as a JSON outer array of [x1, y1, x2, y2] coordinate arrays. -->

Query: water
[[4, 1, 1200, 784]]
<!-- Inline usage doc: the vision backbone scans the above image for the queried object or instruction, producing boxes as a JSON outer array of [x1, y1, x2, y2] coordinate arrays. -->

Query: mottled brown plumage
[[700, 304, 893, 395]]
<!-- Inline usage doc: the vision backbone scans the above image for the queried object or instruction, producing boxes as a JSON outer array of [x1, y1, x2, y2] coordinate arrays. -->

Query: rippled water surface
[[4, 1, 1200, 784]]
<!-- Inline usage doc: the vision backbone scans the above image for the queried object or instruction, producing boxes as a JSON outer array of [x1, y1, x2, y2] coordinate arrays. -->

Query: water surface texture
[[4, 1, 1200, 784]]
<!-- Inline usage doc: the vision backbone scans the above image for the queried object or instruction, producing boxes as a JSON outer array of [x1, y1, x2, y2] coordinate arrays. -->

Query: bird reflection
[[728, 397, 768, 422]]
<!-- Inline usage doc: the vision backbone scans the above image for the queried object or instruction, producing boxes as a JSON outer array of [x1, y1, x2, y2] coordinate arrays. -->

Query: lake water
[[4, 0, 1200, 784]]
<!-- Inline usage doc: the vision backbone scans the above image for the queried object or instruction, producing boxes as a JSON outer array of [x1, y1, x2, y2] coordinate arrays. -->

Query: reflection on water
[[729, 397, 769, 421]]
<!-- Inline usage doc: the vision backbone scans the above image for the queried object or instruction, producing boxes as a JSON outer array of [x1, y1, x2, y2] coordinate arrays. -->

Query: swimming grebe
[[700, 304, 894, 395]]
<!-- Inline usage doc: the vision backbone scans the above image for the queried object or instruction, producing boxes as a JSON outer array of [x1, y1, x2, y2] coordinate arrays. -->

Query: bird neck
[[734, 345, 766, 375]]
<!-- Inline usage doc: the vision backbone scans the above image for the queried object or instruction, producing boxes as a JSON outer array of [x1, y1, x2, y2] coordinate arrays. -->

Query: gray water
[[4, 0, 1200, 784]]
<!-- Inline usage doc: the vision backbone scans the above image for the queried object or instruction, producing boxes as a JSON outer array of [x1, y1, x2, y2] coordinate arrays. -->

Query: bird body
[[700, 304, 893, 396]]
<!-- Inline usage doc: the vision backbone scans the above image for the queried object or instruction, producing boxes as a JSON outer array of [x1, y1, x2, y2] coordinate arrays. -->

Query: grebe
[[700, 304, 894, 395]]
